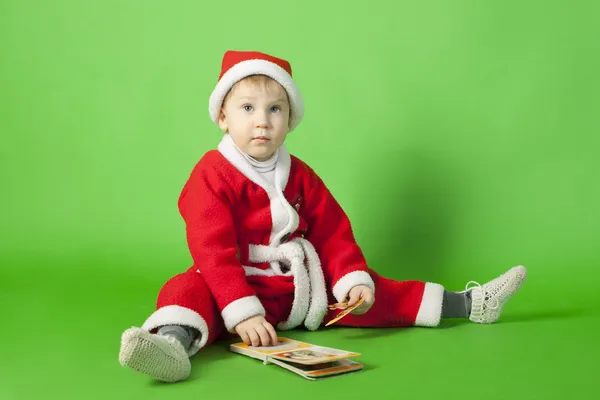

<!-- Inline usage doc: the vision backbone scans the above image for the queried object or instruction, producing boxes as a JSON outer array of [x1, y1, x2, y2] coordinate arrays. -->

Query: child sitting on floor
[[119, 50, 527, 382]]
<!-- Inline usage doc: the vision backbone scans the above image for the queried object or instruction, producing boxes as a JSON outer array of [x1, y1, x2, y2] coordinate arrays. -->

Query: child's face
[[219, 77, 290, 161]]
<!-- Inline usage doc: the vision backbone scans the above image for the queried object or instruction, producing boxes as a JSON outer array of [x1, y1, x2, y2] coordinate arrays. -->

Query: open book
[[230, 337, 363, 380]]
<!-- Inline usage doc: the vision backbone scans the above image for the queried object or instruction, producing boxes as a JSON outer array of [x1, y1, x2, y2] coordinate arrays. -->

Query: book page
[[230, 337, 312, 360], [229, 337, 360, 365], [269, 345, 360, 365], [269, 358, 364, 380], [246, 338, 309, 353]]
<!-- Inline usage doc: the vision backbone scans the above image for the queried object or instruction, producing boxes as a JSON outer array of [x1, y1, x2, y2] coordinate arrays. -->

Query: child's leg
[[327, 272, 445, 328], [119, 268, 224, 382], [144, 267, 225, 351], [330, 265, 527, 328], [440, 290, 472, 318], [156, 325, 199, 350]]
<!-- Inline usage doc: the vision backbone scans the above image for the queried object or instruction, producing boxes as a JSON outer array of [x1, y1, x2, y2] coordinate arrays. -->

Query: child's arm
[[178, 157, 265, 333], [301, 163, 376, 304]]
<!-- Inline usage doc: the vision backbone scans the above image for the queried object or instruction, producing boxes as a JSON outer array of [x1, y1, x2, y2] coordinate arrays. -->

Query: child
[[118, 50, 527, 383]]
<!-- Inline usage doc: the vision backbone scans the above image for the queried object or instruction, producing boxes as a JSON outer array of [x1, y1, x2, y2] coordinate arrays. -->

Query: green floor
[[3, 255, 598, 400]]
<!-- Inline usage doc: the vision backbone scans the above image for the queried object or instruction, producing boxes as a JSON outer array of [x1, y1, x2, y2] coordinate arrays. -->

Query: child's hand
[[234, 315, 278, 347], [347, 285, 375, 315]]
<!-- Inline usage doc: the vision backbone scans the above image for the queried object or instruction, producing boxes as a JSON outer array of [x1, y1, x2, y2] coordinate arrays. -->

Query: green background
[[1, 0, 599, 398]]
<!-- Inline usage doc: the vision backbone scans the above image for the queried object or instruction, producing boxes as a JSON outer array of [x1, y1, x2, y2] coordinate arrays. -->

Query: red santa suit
[[139, 134, 445, 356]]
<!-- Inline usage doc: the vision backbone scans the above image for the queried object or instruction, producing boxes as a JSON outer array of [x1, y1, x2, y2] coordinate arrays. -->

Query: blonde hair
[[222, 74, 290, 109]]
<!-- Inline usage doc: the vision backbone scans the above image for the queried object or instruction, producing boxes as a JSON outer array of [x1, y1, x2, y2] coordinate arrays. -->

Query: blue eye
[[243, 105, 253, 112], [270, 106, 280, 112]]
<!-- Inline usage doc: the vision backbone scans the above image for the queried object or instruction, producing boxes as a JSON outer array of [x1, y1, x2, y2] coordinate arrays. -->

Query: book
[[229, 337, 364, 380]]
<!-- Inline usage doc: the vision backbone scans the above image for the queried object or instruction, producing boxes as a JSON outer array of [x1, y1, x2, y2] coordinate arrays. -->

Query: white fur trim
[[243, 265, 283, 277], [208, 59, 304, 132], [297, 238, 328, 330], [274, 144, 292, 193], [218, 134, 299, 246], [332, 271, 376, 303], [141, 305, 210, 357], [277, 253, 310, 330], [221, 296, 266, 332], [414, 282, 444, 327], [250, 240, 305, 263], [247, 242, 310, 330], [271, 147, 299, 245]]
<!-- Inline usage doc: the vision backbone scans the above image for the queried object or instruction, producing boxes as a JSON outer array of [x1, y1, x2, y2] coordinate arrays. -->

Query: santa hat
[[208, 50, 304, 132]]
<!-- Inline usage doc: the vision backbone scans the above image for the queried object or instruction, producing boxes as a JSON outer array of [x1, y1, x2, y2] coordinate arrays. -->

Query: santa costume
[[119, 50, 527, 382]]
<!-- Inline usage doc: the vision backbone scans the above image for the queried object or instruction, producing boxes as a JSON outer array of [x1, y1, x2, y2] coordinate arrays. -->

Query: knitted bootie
[[119, 327, 191, 382], [466, 265, 527, 324]]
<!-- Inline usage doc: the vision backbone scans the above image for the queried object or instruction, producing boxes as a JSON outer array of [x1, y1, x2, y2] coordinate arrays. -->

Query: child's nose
[[255, 110, 270, 128]]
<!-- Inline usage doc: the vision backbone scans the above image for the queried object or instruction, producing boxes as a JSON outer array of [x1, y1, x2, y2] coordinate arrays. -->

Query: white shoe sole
[[119, 327, 191, 382]]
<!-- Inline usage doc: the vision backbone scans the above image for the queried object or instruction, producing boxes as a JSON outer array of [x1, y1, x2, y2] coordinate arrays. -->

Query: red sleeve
[[178, 155, 265, 332], [300, 162, 375, 303]]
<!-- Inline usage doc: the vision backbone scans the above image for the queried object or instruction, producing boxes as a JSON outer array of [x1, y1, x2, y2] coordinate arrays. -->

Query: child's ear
[[218, 109, 228, 132]]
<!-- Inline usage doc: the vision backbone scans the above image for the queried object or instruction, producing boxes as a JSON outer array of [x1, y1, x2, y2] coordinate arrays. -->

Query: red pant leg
[[246, 275, 295, 327], [326, 269, 445, 328], [141, 267, 226, 356]]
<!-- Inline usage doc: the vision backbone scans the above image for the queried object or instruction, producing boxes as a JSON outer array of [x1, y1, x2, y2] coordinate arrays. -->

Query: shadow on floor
[[351, 145, 466, 284], [437, 307, 595, 328]]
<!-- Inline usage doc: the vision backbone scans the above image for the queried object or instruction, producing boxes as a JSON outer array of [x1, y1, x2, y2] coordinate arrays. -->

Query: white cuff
[[221, 295, 266, 332], [332, 270, 376, 303], [414, 282, 444, 327], [141, 305, 210, 357]]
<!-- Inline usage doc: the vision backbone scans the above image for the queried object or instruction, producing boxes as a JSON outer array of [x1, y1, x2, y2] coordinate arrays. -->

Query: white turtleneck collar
[[229, 135, 279, 185]]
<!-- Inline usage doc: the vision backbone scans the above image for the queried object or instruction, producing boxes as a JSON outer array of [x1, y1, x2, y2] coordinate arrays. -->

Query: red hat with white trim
[[208, 50, 304, 132]]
